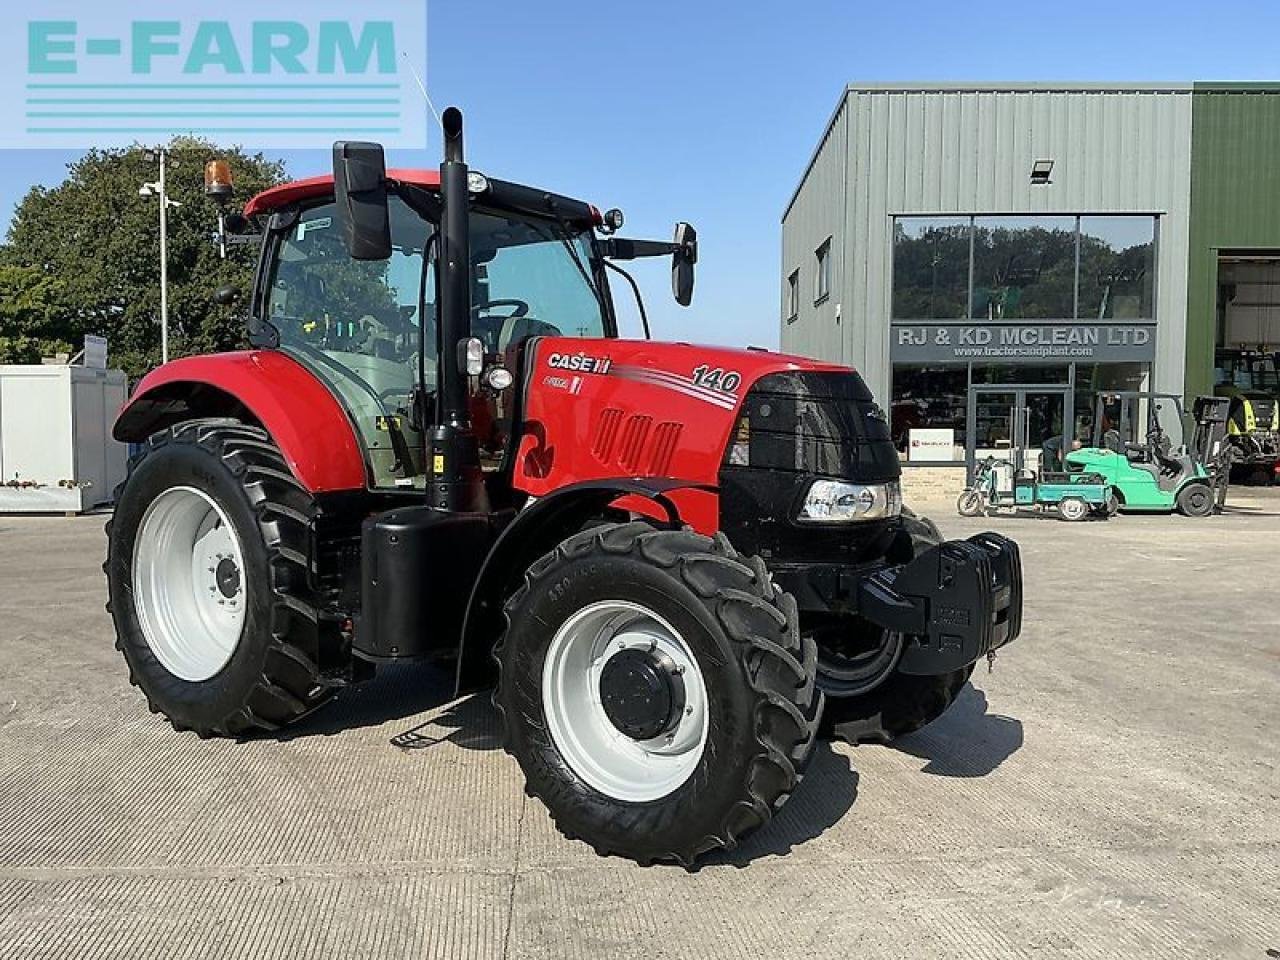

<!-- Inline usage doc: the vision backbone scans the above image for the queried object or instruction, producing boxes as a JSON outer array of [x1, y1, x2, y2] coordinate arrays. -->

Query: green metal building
[[782, 82, 1280, 474], [1186, 84, 1280, 400]]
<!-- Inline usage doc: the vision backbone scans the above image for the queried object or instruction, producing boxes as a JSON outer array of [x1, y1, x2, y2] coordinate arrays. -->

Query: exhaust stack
[[429, 106, 483, 512]]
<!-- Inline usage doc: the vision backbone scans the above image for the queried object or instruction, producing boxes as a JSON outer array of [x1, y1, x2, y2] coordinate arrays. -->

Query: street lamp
[[139, 150, 182, 365]]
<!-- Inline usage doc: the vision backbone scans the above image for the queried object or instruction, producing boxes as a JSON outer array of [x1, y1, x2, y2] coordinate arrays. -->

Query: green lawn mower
[[1065, 392, 1231, 517]]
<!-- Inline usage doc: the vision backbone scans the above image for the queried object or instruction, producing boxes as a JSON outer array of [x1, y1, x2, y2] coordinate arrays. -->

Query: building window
[[786, 269, 800, 322], [890, 363, 968, 460], [891, 214, 1158, 322], [971, 216, 1076, 320], [892, 217, 971, 319], [814, 238, 831, 303], [1077, 217, 1155, 320]]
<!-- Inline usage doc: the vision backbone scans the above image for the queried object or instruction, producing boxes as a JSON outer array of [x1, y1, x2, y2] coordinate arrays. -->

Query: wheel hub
[[599, 647, 686, 741], [215, 557, 241, 599], [541, 601, 709, 802], [132, 486, 247, 683]]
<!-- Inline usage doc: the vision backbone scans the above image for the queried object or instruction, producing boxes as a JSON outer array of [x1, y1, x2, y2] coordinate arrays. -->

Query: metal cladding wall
[[1185, 85, 1280, 399], [781, 101, 848, 364], [782, 84, 1194, 402]]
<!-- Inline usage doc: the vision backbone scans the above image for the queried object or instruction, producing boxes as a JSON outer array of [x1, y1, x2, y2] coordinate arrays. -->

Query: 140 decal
[[691, 365, 742, 394]]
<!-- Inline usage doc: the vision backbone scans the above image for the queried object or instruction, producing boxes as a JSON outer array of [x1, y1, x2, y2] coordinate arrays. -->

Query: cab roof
[[243, 169, 602, 227], [244, 169, 440, 217]]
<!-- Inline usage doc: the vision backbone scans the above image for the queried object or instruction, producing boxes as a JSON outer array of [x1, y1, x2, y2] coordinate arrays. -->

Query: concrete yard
[[0, 493, 1277, 959]]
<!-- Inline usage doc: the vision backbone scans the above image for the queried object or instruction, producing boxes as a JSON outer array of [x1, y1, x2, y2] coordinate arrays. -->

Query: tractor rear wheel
[[818, 508, 975, 744], [493, 522, 821, 867], [105, 419, 336, 737]]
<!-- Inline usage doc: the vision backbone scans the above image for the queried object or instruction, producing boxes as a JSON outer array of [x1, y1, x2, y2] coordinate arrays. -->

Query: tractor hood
[[512, 337, 894, 518]]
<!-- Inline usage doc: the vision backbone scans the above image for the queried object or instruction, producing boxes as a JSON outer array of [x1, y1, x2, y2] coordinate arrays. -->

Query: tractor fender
[[454, 477, 716, 694], [113, 351, 366, 493]]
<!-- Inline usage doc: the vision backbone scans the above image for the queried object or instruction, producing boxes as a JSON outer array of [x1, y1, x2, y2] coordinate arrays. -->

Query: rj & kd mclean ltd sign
[[891, 322, 1156, 364], [0, 1, 427, 149]]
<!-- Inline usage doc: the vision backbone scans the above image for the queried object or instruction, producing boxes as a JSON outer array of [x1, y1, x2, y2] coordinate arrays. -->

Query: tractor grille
[[718, 370, 901, 564]]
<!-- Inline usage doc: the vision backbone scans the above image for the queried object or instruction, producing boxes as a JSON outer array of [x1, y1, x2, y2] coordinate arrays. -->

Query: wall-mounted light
[[1030, 158, 1054, 185]]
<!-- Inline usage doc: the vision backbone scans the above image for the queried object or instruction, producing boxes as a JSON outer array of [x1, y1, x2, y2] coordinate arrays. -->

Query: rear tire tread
[[105, 418, 335, 737]]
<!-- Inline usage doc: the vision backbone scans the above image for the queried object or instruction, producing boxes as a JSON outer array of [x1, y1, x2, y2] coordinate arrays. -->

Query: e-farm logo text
[[0, 1, 427, 149]]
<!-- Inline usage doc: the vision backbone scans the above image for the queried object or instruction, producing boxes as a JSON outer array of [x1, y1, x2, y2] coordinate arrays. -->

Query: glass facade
[[893, 214, 1157, 321], [890, 213, 1158, 465], [891, 360, 1151, 463]]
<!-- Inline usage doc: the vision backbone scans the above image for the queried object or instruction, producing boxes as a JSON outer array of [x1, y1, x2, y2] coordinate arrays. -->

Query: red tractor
[[105, 109, 1022, 866]]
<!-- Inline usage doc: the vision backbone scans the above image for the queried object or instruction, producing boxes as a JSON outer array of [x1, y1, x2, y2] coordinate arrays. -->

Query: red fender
[[113, 351, 366, 494]]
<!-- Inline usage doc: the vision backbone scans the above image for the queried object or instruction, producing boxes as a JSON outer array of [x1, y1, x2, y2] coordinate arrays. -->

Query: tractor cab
[[248, 178, 618, 495]]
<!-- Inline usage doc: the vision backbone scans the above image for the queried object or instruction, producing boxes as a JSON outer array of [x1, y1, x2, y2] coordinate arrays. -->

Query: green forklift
[[1066, 392, 1231, 517]]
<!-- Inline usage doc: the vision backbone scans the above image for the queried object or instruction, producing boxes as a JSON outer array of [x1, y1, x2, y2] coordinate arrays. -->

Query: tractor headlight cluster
[[797, 480, 902, 523]]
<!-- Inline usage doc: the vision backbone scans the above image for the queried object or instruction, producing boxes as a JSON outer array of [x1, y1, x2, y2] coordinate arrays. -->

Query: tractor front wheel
[[493, 522, 821, 867], [105, 420, 336, 737]]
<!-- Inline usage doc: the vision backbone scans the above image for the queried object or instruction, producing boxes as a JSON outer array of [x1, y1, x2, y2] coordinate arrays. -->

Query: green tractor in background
[[1066, 392, 1231, 517]]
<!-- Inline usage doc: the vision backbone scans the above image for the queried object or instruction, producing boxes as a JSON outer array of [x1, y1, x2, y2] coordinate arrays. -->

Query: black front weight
[[858, 533, 1023, 676]]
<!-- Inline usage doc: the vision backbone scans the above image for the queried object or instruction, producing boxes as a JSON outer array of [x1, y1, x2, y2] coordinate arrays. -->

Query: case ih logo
[[546, 352, 613, 375], [2, 1, 427, 148]]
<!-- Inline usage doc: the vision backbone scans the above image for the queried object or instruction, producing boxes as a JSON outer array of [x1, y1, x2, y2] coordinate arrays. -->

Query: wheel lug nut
[[685, 706, 693, 715], [675, 665, 685, 675]]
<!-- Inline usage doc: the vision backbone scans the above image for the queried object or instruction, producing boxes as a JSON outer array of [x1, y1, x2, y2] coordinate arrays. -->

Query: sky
[[1, 0, 1278, 348]]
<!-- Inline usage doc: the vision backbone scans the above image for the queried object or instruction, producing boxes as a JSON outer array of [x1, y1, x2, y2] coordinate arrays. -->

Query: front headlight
[[797, 479, 902, 522]]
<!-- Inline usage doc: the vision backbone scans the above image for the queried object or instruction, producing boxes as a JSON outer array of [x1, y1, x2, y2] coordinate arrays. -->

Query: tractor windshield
[[262, 195, 608, 488]]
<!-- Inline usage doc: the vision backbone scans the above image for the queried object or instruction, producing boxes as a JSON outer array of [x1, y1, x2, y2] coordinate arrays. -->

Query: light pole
[[139, 150, 182, 365]]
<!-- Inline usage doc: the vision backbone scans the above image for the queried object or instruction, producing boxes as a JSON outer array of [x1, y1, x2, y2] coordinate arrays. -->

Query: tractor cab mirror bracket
[[599, 221, 698, 306], [333, 141, 392, 261]]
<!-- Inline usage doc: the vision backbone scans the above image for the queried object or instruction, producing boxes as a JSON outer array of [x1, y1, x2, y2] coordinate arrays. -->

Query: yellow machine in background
[[1214, 350, 1280, 480]]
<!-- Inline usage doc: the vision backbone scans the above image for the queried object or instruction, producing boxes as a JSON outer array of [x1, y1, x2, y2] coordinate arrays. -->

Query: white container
[[0, 365, 129, 513]]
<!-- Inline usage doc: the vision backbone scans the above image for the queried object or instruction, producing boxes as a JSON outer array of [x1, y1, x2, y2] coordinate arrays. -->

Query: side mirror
[[333, 141, 391, 261], [213, 285, 240, 306], [672, 222, 698, 307]]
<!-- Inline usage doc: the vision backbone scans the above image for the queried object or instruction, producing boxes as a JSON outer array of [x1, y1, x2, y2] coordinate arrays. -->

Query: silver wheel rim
[[541, 600, 709, 803], [1061, 498, 1087, 521], [132, 486, 247, 682]]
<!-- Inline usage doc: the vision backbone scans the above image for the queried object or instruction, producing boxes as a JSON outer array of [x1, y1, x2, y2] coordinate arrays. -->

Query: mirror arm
[[599, 237, 680, 260]]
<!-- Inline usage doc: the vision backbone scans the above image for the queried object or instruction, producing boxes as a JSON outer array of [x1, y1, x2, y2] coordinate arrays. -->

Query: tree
[[1, 139, 285, 378], [0, 265, 71, 363]]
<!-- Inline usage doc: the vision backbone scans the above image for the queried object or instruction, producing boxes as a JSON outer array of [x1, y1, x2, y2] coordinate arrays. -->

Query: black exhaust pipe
[[429, 106, 483, 512]]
